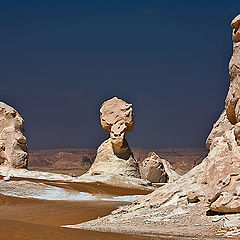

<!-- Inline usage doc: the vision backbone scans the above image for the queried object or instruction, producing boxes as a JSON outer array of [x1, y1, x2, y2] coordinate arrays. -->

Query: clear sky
[[0, 0, 239, 149]]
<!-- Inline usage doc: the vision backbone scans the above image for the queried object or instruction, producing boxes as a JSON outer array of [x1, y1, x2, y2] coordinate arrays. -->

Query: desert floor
[[0, 173, 164, 240]]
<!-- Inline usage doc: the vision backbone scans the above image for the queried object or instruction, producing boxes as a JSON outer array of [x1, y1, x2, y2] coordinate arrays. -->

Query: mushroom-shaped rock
[[83, 97, 140, 178], [0, 102, 28, 169], [140, 152, 179, 183]]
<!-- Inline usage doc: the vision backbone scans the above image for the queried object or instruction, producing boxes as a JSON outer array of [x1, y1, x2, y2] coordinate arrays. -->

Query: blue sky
[[0, 0, 239, 149]]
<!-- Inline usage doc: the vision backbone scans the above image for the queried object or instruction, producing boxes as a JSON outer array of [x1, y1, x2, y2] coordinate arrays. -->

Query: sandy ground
[[28, 167, 88, 176], [0, 195, 146, 240], [72, 197, 240, 240], [2, 173, 235, 239], [0, 175, 161, 240]]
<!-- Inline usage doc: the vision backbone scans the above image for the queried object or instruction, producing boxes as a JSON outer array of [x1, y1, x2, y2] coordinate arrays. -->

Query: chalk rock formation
[[205, 110, 233, 149], [70, 15, 240, 236], [132, 13, 240, 214], [85, 97, 140, 178], [0, 102, 28, 168], [225, 14, 240, 125], [135, 13, 240, 214], [140, 152, 179, 183]]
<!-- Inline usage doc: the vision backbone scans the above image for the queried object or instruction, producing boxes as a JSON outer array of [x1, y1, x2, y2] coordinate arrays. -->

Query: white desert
[[1, 11, 240, 240]]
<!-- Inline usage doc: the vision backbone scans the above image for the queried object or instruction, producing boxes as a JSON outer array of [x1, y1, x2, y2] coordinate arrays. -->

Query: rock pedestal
[[85, 97, 140, 178]]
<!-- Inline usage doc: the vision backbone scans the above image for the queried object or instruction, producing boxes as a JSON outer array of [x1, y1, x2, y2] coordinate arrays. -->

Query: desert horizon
[[28, 147, 208, 174], [1, 1, 240, 239]]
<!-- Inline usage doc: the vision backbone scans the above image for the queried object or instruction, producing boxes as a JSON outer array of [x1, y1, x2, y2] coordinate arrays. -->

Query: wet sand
[[0, 178, 159, 240]]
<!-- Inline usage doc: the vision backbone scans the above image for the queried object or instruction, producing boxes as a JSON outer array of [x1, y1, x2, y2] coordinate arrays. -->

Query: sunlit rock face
[[66, 14, 240, 238], [141, 13, 240, 214], [102, 14, 240, 214], [225, 14, 240, 126], [140, 152, 179, 183], [86, 97, 140, 178], [205, 14, 240, 213], [0, 102, 28, 169], [136, 13, 240, 213]]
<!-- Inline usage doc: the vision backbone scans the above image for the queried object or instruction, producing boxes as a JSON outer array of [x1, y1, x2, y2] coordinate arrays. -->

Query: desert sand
[[0, 175, 158, 240]]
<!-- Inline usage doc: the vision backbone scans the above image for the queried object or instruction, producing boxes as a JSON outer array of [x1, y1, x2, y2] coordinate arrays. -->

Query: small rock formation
[[187, 190, 199, 203], [84, 97, 141, 178], [69, 172, 77, 177], [140, 152, 179, 183], [3, 176, 10, 181], [0, 102, 28, 169]]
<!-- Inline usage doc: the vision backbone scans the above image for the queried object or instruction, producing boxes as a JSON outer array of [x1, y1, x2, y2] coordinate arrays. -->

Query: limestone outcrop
[[225, 14, 240, 125], [134, 13, 240, 214], [0, 102, 28, 168], [70, 14, 240, 238], [140, 152, 179, 183], [83, 97, 141, 178]]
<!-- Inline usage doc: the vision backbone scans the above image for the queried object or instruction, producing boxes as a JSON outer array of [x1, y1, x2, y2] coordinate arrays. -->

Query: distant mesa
[[140, 152, 179, 183], [0, 102, 28, 169], [83, 97, 141, 178]]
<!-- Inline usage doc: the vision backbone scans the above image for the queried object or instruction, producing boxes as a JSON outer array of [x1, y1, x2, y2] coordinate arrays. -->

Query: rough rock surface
[[83, 97, 141, 178], [101, 13, 240, 214], [0, 102, 28, 169], [206, 110, 233, 150], [68, 14, 240, 238], [226, 14, 240, 125], [140, 152, 179, 183]]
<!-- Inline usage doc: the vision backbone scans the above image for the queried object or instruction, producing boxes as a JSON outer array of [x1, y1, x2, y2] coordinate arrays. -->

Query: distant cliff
[[28, 147, 207, 172]]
